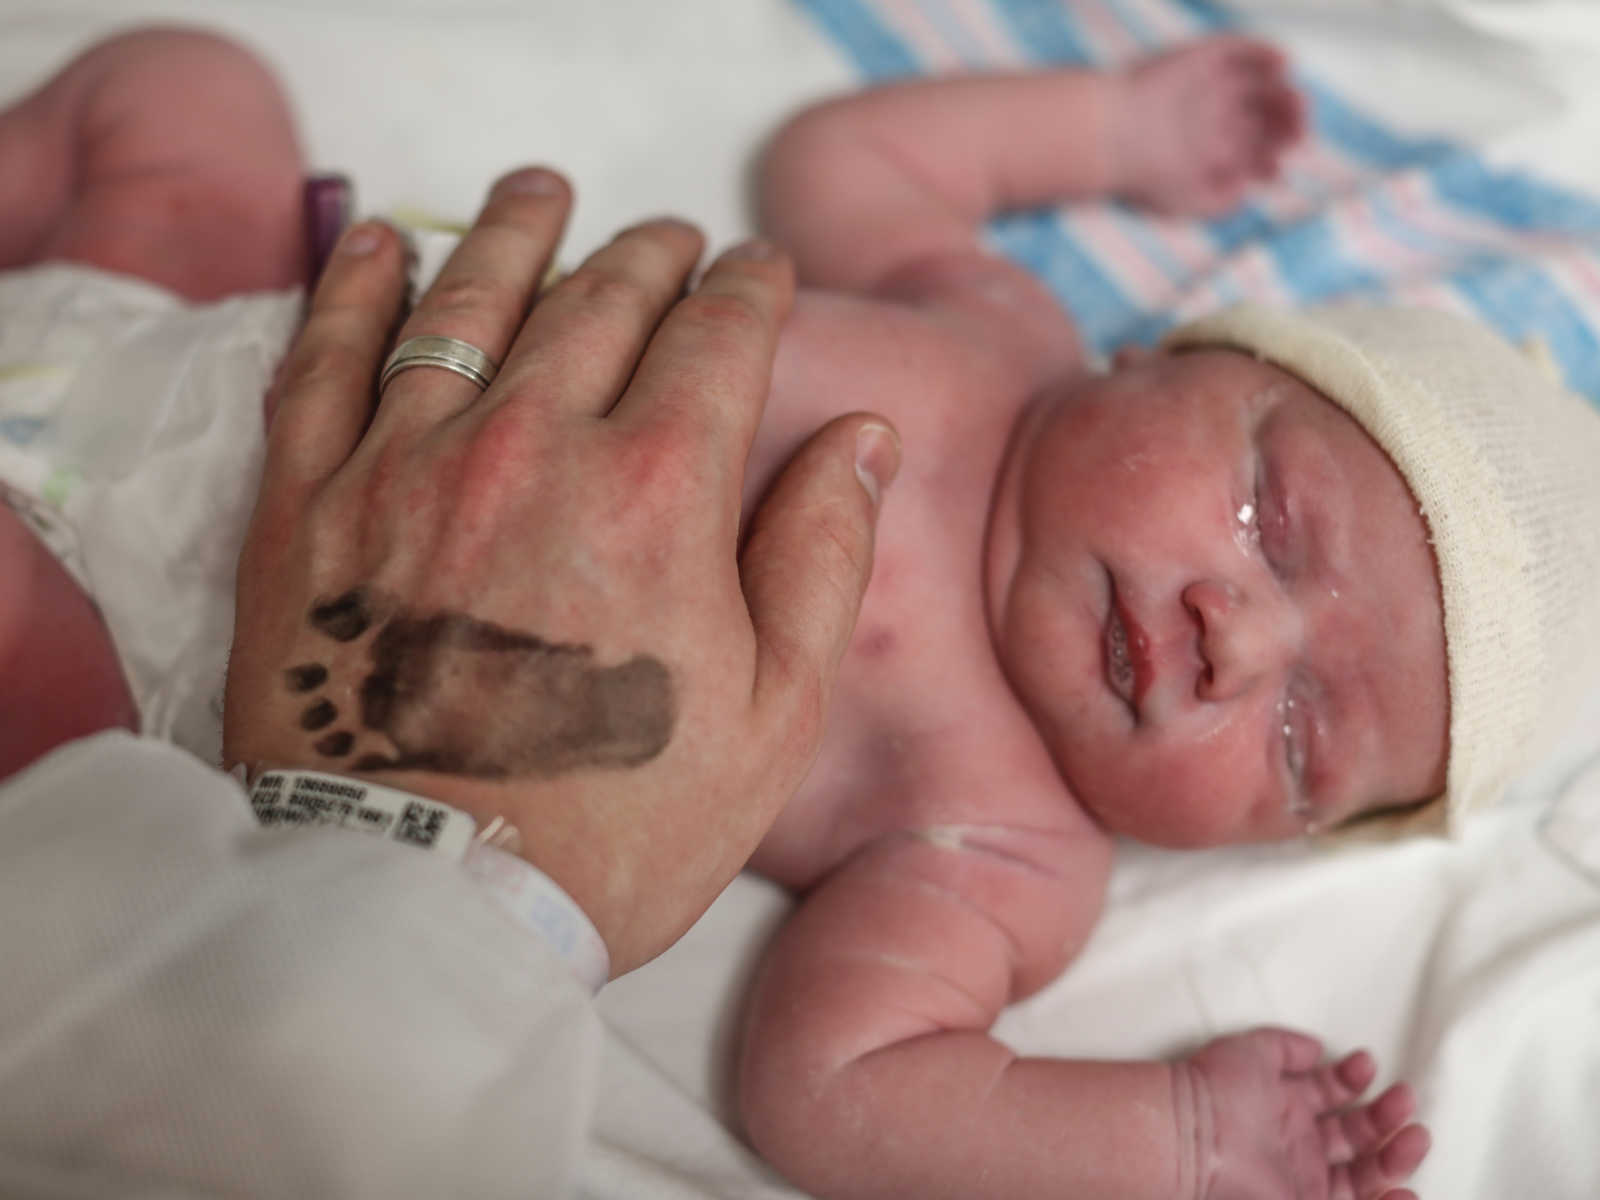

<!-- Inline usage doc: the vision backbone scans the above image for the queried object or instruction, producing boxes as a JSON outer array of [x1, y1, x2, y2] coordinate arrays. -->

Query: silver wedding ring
[[379, 335, 499, 395]]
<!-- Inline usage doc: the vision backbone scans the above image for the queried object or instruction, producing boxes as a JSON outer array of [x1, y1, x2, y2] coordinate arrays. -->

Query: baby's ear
[[1111, 344, 1159, 370]]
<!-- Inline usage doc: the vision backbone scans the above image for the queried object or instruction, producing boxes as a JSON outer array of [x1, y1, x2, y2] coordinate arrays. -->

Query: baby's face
[[985, 348, 1448, 845]]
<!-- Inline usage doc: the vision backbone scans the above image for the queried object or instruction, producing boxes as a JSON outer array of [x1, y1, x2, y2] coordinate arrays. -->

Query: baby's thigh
[[0, 505, 136, 780]]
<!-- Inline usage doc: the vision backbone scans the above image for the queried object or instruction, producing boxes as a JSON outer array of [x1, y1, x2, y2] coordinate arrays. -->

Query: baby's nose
[[1182, 578, 1298, 701]]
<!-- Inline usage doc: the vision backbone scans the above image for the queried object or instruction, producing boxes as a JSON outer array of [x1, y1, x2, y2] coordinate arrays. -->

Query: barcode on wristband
[[249, 770, 477, 860]]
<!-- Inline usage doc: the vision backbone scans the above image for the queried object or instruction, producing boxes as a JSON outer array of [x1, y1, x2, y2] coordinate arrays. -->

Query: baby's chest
[[767, 548, 1075, 881], [745, 289, 1029, 513]]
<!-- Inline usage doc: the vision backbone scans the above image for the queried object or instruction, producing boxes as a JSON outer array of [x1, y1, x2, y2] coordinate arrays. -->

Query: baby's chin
[[1073, 784, 1295, 849]]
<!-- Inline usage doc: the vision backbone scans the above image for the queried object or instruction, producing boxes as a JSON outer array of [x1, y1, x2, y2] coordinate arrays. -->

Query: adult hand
[[224, 167, 898, 975]]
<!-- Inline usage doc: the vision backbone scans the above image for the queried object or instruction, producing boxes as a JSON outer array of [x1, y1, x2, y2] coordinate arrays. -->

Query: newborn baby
[[6, 27, 1600, 1200], [730, 37, 1600, 1200]]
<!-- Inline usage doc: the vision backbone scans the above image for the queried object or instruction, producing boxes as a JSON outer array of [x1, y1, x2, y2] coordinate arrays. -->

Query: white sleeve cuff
[[247, 768, 611, 990]]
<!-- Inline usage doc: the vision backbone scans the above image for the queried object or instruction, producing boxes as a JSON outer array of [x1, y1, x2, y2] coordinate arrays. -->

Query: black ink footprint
[[285, 587, 676, 779]]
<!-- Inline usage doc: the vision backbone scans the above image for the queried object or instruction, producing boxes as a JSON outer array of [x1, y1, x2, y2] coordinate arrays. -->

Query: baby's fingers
[[1318, 1081, 1415, 1162], [1327, 1122, 1431, 1200], [1190, 33, 1287, 84], [1250, 79, 1306, 180], [1299, 1047, 1376, 1115]]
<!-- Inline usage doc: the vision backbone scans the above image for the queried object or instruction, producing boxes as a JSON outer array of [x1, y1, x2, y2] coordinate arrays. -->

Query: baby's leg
[[0, 504, 137, 779], [0, 29, 306, 777], [0, 27, 307, 299]]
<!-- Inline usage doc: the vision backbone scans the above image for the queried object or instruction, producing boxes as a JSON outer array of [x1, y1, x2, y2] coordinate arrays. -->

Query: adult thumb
[[742, 413, 899, 738]]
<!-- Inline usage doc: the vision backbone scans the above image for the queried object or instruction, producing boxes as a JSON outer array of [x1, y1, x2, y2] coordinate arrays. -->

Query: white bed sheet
[[2, 3, 1597, 1197]]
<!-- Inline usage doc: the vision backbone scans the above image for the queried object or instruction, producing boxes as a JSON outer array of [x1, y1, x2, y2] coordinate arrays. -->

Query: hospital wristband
[[247, 768, 480, 858], [245, 768, 610, 990]]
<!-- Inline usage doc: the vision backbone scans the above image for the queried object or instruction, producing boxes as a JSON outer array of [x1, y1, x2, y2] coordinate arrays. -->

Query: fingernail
[[722, 237, 778, 262], [499, 167, 564, 196], [854, 422, 901, 509], [339, 222, 384, 256]]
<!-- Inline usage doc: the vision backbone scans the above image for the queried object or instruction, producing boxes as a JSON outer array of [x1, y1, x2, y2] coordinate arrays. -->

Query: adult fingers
[[262, 219, 410, 498], [369, 166, 571, 439], [610, 238, 796, 490], [745, 414, 899, 761], [491, 217, 705, 421]]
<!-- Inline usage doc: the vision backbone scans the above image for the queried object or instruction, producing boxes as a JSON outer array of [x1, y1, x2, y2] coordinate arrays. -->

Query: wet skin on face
[[987, 348, 1449, 846]]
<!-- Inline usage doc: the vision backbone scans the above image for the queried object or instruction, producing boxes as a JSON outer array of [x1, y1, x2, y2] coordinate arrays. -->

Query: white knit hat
[[1164, 303, 1600, 836]]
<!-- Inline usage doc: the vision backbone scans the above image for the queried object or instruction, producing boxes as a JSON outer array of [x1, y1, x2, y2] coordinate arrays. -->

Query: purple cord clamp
[[303, 174, 354, 287]]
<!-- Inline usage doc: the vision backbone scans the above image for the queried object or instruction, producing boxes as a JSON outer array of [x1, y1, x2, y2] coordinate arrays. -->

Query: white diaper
[[0, 263, 301, 766]]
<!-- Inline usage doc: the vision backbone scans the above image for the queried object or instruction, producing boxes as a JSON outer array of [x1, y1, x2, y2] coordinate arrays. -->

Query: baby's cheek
[[1093, 740, 1265, 849]]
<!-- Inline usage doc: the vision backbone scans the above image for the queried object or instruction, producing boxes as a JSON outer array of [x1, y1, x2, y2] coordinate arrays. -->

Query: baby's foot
[[1112, 36, 1304, 217], [1177, 1028, 1430, 1200]]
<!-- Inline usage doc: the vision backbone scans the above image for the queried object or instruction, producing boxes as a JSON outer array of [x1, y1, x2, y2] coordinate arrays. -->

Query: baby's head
[[985, 303, 1600, 846]]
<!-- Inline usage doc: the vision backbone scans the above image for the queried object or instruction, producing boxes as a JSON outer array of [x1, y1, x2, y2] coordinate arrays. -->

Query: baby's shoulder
[[781, 249, 1082, 399], [871, 247, 1085, 379]]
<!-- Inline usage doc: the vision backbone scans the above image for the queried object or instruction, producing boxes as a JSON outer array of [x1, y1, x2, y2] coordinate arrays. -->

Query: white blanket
[[2, 3, 1596, 1197]]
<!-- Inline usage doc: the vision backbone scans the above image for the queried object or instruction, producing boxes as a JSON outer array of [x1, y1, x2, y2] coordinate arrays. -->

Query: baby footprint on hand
[[284, 587, 676, 779]]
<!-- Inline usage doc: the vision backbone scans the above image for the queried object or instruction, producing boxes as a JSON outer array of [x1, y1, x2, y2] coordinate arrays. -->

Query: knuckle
[[279, 335, 373, 405], [557, 264, 655, 319], [422, 274, 516, 327], [612, 426, 700, 509], [458, 405, 536, 490], [677, 288, 768, 342]]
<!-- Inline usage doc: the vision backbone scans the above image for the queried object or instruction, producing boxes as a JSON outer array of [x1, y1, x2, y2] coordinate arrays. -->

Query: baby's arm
[[760, 36, 1301, 294], [0, 28, 305, 299], [740, 829, 1427, 1200]]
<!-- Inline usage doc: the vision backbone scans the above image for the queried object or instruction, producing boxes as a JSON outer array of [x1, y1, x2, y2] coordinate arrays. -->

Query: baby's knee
[[34, 25, 307, 298], [82, 26, 299, 157], [79, 26, 286, 99]]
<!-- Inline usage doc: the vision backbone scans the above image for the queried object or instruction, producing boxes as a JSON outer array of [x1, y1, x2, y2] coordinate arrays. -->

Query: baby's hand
[[1177, 1028, 1430, 1200], [1111, 36, 1304, 217]]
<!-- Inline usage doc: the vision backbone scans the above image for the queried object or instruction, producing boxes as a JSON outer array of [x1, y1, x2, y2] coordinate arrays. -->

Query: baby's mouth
[[1103, 577, 1151, 719]]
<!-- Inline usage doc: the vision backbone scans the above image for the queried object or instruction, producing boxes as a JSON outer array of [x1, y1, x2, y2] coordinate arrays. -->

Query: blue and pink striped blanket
[[795, 0, 1600, 407]]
